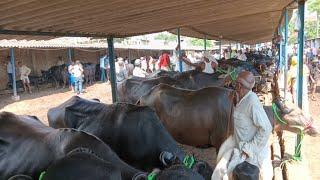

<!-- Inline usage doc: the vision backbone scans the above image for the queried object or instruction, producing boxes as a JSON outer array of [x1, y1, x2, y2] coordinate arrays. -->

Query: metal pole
[[177, 28, 182, 72], [68, 48, 72, 63], [107, 37, 117, 103], [284, 8, 289, 100], [10, 48, 17, 97], [219, 40, 222, 60], [297, 0, 305, 109], [128, 48, 131, 62], [204, 36, 207, 51], [279, 26, 283, 70], [317, 13, 319, 38]]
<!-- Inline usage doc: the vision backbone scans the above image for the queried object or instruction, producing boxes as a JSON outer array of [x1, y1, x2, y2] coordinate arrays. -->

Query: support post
[[10, 48, 17, 98], [177, 28, 182, 72], [68, 48, 72, 63], [284, 8, 289, 100], [279, 26, 283, 70], [297, 0, 305, 109], [219, 40, 222, 60], [204, 36, 207, 51], [107, 37, 117, 103]]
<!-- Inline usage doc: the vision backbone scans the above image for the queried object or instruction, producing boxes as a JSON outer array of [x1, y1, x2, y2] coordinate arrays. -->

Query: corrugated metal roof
[[0, 0, 295, 43]]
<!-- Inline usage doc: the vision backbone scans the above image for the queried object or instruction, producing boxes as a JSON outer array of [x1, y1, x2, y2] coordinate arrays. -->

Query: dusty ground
[[305, 93, 320, 180], [1, 83, 319, 177]]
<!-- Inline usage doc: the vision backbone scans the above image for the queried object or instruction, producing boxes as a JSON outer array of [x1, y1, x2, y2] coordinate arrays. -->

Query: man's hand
[[241, 151, 249, 159]]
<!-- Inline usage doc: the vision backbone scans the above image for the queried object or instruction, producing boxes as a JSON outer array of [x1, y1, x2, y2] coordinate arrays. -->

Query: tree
[[154, 33, 177, 42], [188, 37, 213, 48], [308, 0, 320, 14], [307, 0, 320, 38]]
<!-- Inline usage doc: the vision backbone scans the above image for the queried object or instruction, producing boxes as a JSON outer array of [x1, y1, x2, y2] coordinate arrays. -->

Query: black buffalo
[[41, 64, 69, 88], [117, 70, 225, 104], [0, 111, 144, 180], [48, 96, 213, 180]]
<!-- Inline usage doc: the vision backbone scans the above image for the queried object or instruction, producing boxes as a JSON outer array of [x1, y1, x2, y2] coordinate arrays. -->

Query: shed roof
[[0, 0, 295, 43]]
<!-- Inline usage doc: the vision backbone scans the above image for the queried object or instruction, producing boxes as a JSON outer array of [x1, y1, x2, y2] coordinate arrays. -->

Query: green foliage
[[188, 38, 213, 48], [288, 19, 297, 44], [308, 0, 320, 14], [154, 33, 177, 42], [305, 21, 317, 39]]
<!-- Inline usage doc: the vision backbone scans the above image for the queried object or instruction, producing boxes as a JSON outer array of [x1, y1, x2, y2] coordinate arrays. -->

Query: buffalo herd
[[1, 56, 319, 180]]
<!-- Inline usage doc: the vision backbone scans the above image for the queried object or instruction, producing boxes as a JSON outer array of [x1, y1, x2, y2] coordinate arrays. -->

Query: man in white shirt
[[213, 71, 272, 180], [116, 60, 128, 82], [133, 59, 148, 78], [238, 50, 247, 61], [267, 48, 273, 58], [18, 62, 32, 93], [181, 52, 218, 73], [73, 60, 84, 95]]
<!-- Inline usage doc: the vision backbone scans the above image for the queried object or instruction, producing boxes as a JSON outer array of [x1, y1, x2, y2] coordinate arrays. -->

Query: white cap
[[135, 59, 141, 65]]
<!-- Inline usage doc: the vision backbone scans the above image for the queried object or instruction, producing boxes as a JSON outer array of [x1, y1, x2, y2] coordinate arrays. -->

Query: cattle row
[[1, 57, 319, 180]]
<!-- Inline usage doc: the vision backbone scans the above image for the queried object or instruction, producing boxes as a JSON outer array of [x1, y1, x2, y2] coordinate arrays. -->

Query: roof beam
[[0, 29, 110, 38]]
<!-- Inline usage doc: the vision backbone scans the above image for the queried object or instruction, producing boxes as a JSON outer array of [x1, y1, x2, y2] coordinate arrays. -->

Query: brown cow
[[139, 84, 237, 149], [139, 84, 320, 150]]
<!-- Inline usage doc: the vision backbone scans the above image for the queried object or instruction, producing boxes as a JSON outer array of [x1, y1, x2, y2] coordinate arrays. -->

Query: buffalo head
[[272, 99, 319, 137]]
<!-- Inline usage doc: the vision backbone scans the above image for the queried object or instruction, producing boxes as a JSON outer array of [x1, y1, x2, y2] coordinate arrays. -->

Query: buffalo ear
[[8, 175, 33, 180]]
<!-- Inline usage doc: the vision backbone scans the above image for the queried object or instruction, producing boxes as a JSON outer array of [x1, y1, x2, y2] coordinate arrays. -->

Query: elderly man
[[133, 59, 148, 78], [116, 59, 128, 82], [212, 71, 272, 180]]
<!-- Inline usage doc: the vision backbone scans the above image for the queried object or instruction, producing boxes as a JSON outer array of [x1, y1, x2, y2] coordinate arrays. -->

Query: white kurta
[[212, 91, 273, 180], [234, 91, 272, 168], [133, 67, 147, 78]]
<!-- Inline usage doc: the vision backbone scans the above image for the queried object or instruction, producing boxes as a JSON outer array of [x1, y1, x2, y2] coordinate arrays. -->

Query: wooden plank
[[272, 132, 283, 180]]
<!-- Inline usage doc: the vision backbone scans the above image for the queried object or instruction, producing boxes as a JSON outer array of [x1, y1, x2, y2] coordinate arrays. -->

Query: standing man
[[18, 62, 32, 94], [310, 59, 320, 101], [213, 71, 272, 179], [99, 54, 107, 82], [6, 56, 13, 86], [159, 51, 171, 71], [73, 60, 84, 95], [181, 51, 218, 73]]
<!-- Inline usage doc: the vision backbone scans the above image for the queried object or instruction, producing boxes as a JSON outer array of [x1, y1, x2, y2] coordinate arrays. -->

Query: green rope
[[216, 67, 237, 81], [292, 128, 304, 161], [147, 172, 157, 180], [279, 127, 305, 169], [183, 155, 196, 169], [39, 171, 46, 180], [272, 103, 287, 125]]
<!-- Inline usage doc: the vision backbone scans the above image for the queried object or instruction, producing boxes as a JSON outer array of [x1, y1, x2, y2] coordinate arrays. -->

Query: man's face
[[235, 79, 243, 95]]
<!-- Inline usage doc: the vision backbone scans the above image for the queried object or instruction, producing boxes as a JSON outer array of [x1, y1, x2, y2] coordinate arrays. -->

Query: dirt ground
[[305, 93, 320, 180], [0, 83, 319, 177]]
